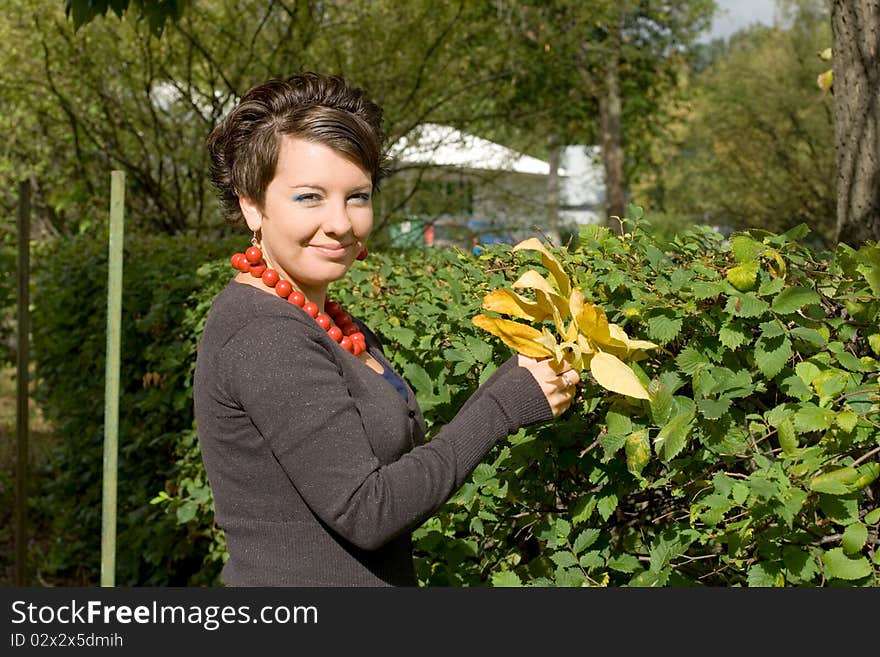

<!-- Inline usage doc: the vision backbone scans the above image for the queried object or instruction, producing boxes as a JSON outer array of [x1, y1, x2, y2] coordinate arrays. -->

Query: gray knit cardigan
[[194, 281, 553, 586]]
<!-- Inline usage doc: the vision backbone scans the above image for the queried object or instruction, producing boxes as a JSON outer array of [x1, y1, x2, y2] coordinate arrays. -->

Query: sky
[[702, 0, 779, 42]]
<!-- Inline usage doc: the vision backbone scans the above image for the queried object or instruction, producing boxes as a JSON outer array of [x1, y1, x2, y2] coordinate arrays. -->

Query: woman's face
[[239, 135, 373, 299]]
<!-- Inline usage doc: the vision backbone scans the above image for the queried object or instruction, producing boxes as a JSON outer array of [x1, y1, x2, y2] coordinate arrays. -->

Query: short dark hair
[[207, 72, 388, 225]]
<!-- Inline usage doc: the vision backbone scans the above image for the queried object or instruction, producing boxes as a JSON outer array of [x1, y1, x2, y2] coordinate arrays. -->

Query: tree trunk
[[599, 36, 626, 235], [545, 133, 562, 246], [832, 0, 880, 247]]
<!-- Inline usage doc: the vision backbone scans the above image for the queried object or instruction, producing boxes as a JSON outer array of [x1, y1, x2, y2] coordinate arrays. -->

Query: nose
[[322, 198, 353, 237]]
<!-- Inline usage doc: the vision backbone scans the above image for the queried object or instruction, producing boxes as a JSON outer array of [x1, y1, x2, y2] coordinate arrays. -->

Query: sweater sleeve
[[222, 315, 552, 551]]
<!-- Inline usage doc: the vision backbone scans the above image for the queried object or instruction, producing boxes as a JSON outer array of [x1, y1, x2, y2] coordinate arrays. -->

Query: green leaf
[[758, 276, 786, 296], [731, 235, 764, 263], [491, 570, 523, 587], [835, 411, 859, 433], [810, 466, 860, 494], [783, 546, 818, 583], [676, 347, 711, 374], [842, 523, 868, 554], [776, 418, 799, 454], [726, 293, 770, 318], [572, 529, 601, 554], [596, 493, 619, 521], [697, 397, 732, 420], [691, 281, 723, 300], [570, 495, 597, 525], [654, 410, 695, 461], [754, 334, 792, 379], [726, 260, 760, 291], [606, 554, 641, 573], [794, 404, 835, 433], [718, 321, 750, 350], [647, 310, 683, 344], [868, 334, 880, 356], [822, 548, 873, 580], [864, 508, 880, 525], [747, 561, 785, 587], [772, 287, 821, 314], [790, 326, 827, 348], [550, 551, 578, 568]]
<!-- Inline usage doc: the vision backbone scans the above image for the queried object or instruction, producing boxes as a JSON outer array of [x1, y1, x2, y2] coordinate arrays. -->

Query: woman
[[194, 72, 580, 586]]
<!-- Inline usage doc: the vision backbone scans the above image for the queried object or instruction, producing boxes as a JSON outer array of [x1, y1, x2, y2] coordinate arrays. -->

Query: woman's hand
[[517, 355, 580, 418]]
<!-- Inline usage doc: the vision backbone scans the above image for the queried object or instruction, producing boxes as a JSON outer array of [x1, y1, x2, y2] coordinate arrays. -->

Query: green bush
[[30, 231, 239, 585], [33, 214, 880, 586]]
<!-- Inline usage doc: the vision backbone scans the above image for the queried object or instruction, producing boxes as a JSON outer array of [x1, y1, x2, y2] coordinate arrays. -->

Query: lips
[[310, 243, 351, 258]]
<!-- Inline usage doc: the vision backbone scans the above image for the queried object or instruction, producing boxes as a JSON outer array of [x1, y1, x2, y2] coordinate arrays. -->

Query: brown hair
[[207, 72, 388, 225]]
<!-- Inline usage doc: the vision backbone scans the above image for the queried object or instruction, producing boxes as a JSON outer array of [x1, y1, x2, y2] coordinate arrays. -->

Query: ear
[[239, 195, 263, 233]]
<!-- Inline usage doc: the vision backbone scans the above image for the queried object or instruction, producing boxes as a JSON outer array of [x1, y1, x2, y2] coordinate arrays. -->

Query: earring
[[251, 231, 260, 247], [357, 246, 368, 261]]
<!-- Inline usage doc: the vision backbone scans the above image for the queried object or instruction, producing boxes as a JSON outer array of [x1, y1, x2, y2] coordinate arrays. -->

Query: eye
[[293, 193, 321, 204], [348, 192, 372, 204]]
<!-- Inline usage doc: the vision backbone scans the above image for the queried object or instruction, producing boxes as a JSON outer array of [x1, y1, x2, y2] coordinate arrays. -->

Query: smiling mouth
[[310, 243, 351, 257]]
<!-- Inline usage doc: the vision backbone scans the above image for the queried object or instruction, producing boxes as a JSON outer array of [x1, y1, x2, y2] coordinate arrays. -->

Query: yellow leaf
[[568, 289, 585, 324], [589, 352, 650, 399], [726, 260, 760, 291], [577, 303, 611, 344], [512, 238, 571, 297], [512, 270, 557, 296], [472, 315, 553, 358], [607, 324, 658, 354], [481, 289, 551, 322]]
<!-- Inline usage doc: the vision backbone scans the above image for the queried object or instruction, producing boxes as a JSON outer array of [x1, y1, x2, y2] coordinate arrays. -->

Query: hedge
[[31, 215, 880, 586]]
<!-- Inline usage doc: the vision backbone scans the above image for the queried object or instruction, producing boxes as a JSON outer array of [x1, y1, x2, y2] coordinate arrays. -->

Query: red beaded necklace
[[230, 246, 367, 356]]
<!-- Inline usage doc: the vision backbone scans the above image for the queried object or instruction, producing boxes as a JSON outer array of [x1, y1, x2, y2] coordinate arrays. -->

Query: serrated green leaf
[[697, 397, 732, 420], [570, 494, 596, 525], [654, 410, 695, 461], [842, 523, 868, 554], [605, 406, 633, 436], [822, 548, 873, 580], [747, 561, 785, 587], [783, 546, 818, 583], [868, 334, 880, 356], [597, 493, 618, 521], [691, 281, 723, 300], [491, 570, 523, 587], [772, 287, 821, 314], [776, 418, 799, 454], [647, 311, 683, 344], [726, 260, 760, 291], [606, 553, 641, 573], [550, 551, 578, 568], [676, 346, 711, 374], [755, 334, 792, 379], [864, 508, 880, 525], [790, 326, 827, 348], [758, 276, 786, 296], [731, 235, 764, 263], [572, 528, 601, 554], [719, 321, 750, 350], [835, 411, 859, 433], [726, 293, 770, 318], [648, 377, 675, 425], [794, 404, 835, 433], [795, 361, 822, 387]]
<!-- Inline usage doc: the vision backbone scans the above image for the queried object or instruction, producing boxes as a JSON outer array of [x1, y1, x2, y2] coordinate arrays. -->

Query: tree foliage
[[637, 2, 836, 245]]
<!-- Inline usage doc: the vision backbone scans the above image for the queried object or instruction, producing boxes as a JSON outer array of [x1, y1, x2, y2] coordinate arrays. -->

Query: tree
[[492, 0, 715, 234], [638, 3, 836, 244], [831, 0, 880, 247], [64, 0, 189, 36]]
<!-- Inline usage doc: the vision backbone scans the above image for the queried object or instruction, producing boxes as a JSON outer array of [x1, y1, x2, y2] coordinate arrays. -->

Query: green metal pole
[[101, 171, 125, 587], [15, 179, 31, 586]]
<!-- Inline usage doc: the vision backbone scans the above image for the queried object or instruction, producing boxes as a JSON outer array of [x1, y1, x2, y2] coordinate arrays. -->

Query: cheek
[[353, 208, 373, 239]]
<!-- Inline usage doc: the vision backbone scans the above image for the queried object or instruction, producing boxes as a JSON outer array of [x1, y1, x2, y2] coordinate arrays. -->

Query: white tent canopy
[[388, 123, 567, 177]]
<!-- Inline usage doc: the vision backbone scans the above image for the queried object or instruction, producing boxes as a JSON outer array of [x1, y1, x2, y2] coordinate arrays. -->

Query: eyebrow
[[287, 184, 372, 193]]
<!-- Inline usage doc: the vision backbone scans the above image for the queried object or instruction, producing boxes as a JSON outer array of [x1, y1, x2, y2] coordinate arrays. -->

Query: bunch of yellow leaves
[[472, 238, 657, 400]]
